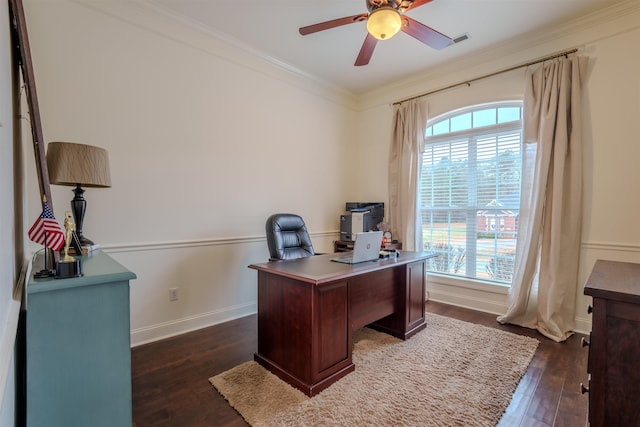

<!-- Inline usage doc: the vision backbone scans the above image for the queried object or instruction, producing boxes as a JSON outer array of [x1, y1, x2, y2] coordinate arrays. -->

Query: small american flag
[[28, 202, 65, 251]]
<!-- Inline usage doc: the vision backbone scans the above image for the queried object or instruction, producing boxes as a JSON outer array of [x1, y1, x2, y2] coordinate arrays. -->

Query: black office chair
[[265, 213, 315, 261]]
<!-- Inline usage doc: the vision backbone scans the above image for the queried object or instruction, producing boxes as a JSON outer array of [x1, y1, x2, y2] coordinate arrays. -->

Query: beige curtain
[[388, 99, 427, 251], [498, 56, 588, 342]]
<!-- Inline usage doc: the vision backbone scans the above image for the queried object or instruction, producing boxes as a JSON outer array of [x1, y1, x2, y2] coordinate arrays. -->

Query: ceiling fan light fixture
[[366, 7, 402, 40]]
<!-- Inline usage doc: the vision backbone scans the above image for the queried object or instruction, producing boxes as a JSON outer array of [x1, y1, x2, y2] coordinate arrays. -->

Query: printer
[[339, 202, 384, 241]]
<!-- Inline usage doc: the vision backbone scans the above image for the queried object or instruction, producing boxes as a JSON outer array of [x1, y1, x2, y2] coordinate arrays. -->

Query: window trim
[[427, 271, 510, 294], [426, 121, 521, 145]]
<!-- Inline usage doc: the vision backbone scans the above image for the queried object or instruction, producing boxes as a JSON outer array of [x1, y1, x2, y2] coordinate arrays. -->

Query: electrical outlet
[[169, 288, 178, 301]]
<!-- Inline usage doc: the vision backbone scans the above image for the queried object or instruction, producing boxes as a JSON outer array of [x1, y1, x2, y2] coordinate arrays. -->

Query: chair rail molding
[[102, 231, 340, 254]]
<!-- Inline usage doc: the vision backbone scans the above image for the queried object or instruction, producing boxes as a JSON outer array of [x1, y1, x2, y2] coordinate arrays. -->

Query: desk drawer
[[350, 269, 396, 330]]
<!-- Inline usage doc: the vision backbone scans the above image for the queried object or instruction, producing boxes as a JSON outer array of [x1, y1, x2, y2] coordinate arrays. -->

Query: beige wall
[[23, 0, 360, 344], [355, 2, 640, 333], [19, 0, 640, 346]]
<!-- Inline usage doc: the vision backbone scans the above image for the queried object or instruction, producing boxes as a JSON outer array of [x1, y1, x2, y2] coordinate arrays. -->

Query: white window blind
[[420, 102, 523, 284]]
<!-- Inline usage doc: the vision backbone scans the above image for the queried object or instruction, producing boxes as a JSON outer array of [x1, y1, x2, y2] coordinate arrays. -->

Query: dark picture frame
[[9, 0, 53, 208], [10, 0, 59, 262]]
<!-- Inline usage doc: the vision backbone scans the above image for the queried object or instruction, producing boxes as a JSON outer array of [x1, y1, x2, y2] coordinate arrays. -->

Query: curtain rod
[[392, 48, 579, 106]]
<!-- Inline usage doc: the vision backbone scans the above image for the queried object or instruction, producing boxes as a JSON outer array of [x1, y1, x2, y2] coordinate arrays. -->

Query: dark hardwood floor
[[131, 301, 589, 426]]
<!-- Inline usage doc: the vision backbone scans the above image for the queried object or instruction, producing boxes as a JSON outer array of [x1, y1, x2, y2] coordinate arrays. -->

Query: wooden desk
[[249, 251, 435, 396]]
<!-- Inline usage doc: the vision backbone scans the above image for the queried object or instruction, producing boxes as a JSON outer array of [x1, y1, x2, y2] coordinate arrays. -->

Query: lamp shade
[[366, 7, 402, 40], [47, 142, 111, 188]]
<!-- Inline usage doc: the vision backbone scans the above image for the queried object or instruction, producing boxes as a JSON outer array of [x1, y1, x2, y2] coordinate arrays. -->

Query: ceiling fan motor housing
[[367, 0, 417, 12], [367, 0, 399, 13]]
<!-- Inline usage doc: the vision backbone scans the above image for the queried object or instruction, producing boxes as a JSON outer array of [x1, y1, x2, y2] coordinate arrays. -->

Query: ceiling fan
[[299, 0, 454, 66]]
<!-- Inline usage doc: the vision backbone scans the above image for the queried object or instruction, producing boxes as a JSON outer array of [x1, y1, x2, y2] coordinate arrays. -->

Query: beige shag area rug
[[210, 313, 538, 426]]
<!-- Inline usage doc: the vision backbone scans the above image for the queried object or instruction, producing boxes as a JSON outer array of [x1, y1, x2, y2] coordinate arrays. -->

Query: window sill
[[426, 272, 510, 295]]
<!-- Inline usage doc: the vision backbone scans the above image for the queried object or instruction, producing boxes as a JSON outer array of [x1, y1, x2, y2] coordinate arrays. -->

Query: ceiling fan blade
[[400, 16, 453, 50], [402, 0, 434, 12], [299, 13, 368, 35], [355, 33, 378, 66]]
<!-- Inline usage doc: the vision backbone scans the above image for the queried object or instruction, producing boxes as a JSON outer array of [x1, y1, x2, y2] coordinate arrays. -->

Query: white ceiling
[[146, 0, 622, 94]]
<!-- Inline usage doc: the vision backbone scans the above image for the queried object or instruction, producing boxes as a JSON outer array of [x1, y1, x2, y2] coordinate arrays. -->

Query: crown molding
[[71, 0, 359, 110], [69, 0, 640, 112], [357, 0, 640, 110]]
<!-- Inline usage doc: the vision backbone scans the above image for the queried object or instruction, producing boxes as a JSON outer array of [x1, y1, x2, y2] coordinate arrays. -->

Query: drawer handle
[[580, 383, 589, 394], [581, 337, 590, 347], [587, 304, 593, 314]]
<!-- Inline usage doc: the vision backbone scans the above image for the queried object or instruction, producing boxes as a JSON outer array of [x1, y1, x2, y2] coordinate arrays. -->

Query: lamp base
[[70, 184, 96, 248]]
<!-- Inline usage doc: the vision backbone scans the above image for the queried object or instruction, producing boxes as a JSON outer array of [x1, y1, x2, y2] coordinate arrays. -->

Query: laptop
[[331, 231, 383, 264]]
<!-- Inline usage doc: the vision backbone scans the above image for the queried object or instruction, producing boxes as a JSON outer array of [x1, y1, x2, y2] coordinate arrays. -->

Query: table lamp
[[47, 141, 111, 247]]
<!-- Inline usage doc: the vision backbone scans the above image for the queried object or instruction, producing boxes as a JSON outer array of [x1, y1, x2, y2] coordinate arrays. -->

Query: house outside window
[[419, 102, 523, 285]]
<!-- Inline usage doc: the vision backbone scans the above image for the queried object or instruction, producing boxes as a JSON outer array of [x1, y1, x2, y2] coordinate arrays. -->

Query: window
[[419, 102, 523, 285]]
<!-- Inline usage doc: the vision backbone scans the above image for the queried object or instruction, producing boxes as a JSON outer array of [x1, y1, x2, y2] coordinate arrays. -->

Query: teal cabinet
[[25, 251, 136, 427]]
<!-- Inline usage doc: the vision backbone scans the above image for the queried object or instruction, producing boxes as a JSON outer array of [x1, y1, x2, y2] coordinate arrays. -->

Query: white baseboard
[[427, 287, 508, 316], [127, 278, 588, 346], [117, 234, 619, 347], [429, 286, 592, 336], [130, 302, 256, 347], [573, 316, 591, 336]]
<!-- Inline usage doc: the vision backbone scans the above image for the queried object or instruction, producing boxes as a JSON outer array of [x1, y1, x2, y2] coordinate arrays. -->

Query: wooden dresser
[[583, 260, 640, 427]]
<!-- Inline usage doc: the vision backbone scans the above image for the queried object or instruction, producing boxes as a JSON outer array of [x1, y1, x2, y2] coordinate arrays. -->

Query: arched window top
[[426, 102, 522, 138]]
